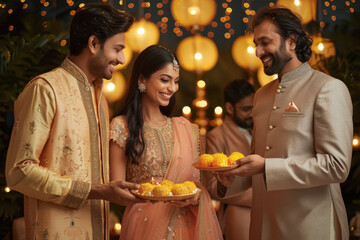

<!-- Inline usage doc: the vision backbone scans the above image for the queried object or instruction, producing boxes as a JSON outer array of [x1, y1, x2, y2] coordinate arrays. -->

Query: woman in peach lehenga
[[109, 45, 223, 240]]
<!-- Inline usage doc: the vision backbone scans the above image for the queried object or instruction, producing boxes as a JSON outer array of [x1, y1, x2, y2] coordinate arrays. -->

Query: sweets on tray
[[198, 152, 245, 167], [198, 154, 214, 167], [137, 178, 198, 197], [152, 185, 172, 196]]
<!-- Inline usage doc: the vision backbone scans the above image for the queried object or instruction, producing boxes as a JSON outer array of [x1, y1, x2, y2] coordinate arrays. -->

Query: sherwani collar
[[279, 62, 311, 83]]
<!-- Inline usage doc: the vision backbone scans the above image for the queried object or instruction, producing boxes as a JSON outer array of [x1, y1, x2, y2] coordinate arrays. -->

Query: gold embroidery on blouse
[[29, 121, 35, 135], [110, 117, 174, 183]]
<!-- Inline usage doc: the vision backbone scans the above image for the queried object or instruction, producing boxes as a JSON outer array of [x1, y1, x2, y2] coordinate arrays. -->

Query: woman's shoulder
[[110, 115, 127, 127], [171, 116, 199, 131]]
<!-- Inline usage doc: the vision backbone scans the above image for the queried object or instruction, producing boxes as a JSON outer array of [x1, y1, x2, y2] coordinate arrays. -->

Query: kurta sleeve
[[265, 80, 353, 191], [5, 79, 91, 209]]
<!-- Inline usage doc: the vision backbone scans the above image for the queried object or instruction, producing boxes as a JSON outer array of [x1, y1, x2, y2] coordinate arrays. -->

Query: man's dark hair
[[251, 6, 312, 62], [224, 80, 254, 105], [69, 3, 134, 55]]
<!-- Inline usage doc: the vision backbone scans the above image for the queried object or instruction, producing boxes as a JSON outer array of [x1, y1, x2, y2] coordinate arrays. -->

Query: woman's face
[[140, 62, 180, 107]]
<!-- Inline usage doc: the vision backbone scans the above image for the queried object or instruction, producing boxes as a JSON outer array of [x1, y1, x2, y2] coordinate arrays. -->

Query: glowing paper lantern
[[115, 45, 132, 70], [309, 34, 336, 66], [171, 0, 216, 28], [126, 19, 159, 53], [232, 33, 262, 71], [103, 71, 126, 103], [257, 66, 278, 86], [276, 0, 316, 24], [176, 35, 218, 72]]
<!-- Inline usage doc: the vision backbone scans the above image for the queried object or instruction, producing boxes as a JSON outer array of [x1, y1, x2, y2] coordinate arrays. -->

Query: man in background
[[205, 80, 254, 240], [6, 4, 143, 239]]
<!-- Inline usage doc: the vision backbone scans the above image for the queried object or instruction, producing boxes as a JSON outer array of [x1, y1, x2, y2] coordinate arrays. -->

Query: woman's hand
[[169, 193, 200, 207]]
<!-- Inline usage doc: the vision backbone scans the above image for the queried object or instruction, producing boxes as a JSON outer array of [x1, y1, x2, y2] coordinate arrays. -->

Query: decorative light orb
[[353, 136, 359, 148], [309, 34, 336, 66], [276, 0, 316, 24], [214, 106, 223, 116], [4, 187, 10, 193], [257, 66, 278, 86], [197, 80, 206, 88], [232, 33, 262, 71], [115, 45, 132, 70], [114, 222, 121, 235], [182, 106, 192, 116], [177, 35, 218, 72], [126, 19, 159, 53], [171, 0, 216, 28], [103, 71, 126, 103]]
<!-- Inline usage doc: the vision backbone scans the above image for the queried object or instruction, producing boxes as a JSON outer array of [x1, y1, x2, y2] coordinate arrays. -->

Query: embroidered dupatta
[[119, 117, 222, 240]]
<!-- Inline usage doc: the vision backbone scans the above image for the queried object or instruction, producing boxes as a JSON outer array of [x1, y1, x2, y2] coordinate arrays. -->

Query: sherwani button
[[278, 85, 282, 89], [276, 89, 281, 93], [265, 146, 270, 151], [273, 106, 277, 110], [269, 125, 274, 130]]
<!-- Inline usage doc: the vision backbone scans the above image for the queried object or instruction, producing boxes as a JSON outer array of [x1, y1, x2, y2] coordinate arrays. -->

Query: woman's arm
[[109, 141, 128, 181]]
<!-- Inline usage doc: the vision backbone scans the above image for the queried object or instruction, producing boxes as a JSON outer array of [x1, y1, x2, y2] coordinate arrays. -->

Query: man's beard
[[233, 112, 253, 129], [263, 39, 292, 76]]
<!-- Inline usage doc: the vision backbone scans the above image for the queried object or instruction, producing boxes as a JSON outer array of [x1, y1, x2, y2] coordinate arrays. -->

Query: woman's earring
[[138, 83, 146, 93]]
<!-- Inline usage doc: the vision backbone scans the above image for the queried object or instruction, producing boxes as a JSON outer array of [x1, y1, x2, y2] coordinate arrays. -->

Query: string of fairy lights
[[1, 0, 359, 40]]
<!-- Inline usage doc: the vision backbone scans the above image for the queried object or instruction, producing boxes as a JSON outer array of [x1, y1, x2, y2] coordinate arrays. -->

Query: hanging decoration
[[309, 34, 336, 66], [176, 34, 218, 73], [126, 19, 160, 53], [171, 0, 217, 29], [276, 0, 316, 24], [232, 33, 262, 72], [103, 71, 127, 103]]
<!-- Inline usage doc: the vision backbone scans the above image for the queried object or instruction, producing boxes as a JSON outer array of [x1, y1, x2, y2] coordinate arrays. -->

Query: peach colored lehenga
[[110, 116, 223, 240]]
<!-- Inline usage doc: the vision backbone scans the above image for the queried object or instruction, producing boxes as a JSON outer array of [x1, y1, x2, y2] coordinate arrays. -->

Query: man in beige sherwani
[[205, 80, 254, 240], [6, 4, 144, 239], [218, 6, 353, 240]]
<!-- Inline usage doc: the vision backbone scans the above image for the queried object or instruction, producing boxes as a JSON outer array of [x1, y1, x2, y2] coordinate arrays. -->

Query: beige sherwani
[[246, 62, 352, 240], [206, 116, 252, 240], [6, 58, 110, 239]]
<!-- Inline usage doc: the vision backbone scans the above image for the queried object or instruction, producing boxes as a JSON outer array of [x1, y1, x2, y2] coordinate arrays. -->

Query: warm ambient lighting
[[353, 136, 359, 148], [197, 80, 206, 89], [194, 52, 202, 60], [114, 222, 121, 235], [182, 106, 192, 116], [106, 82, 115, 91], [5, 187, 10, 193], [214, 106, 223, 116]]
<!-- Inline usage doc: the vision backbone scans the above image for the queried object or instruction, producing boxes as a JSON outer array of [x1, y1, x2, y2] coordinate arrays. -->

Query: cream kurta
[[6, 58, 110, 240], [245, 62, 352, 240]]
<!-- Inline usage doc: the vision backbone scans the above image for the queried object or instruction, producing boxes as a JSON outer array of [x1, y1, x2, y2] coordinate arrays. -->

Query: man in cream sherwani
[[218, 6, 353, 240]]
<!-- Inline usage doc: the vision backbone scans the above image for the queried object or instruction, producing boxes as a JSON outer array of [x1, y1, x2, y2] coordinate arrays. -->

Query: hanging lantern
[[103, 71, 126, 103], [171, 0, 216, 28], [232, 33, 262, 72], [176, 34, 218, 73], [257, 66, 278, 86], [115, 45, 133, 70], [309, 34, 336, 66], [276, 0, 316, 24], [126, 19, 159, 53]]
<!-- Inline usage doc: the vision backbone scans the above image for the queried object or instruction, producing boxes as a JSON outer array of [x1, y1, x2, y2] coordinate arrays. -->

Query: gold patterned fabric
[[6, 57, 110, 240], [110, 116, 174, 183]]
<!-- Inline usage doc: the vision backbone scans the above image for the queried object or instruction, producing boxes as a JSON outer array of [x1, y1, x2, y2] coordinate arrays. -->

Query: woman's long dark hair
[[119, 45, 177, 164]]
